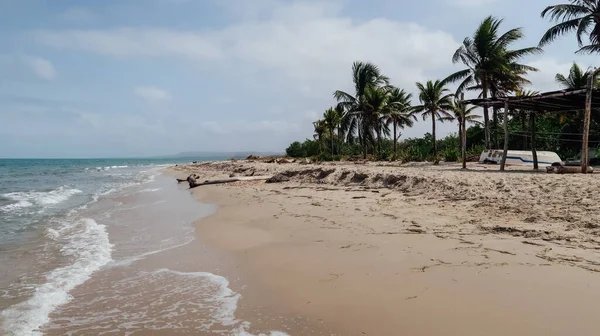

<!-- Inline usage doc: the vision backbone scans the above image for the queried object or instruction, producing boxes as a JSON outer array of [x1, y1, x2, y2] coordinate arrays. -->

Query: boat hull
[[479, 150, 561, 167]]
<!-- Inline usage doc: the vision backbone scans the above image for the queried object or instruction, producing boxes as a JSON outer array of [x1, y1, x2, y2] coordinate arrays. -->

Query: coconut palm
[[540, 0, 600, 54], [382, 88, 415, 159], [556, 62, 600, 88], [444, 16, 541, 149], [512, 89, 539, 149], [334, 61, 390, 158], [322, 107, 342, 157], [413, 80, 454, 161], [333, 105, 347, 155], [554, 63, 600, 132], [448, 100, 481, 139], [313, 119, 327, 154], [362, 86, 392, 156]]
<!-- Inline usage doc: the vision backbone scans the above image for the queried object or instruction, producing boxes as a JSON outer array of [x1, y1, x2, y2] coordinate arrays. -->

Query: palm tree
[[554, 62, 600, 134], [513, 89, 539, 149], [383, 87, 415, 159], [556, 62, 600, 88], [334, 61, 390, 158], [313, 119, 327, 154], [322, 107, 342, 157], [448, 100, 481, 139], [333, 105, 346, 155], [413, 80, 454, 161], [444, 16, 541, 149], [540, 0, 600, 54], [362, 86, 391, 156]]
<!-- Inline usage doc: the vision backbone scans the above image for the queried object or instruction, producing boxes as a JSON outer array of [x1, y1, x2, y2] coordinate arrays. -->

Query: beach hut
[[463, 72, 600, 174]]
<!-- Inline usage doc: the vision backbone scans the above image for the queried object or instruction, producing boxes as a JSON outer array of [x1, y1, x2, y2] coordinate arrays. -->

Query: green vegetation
[[286, 3, 600, 163]]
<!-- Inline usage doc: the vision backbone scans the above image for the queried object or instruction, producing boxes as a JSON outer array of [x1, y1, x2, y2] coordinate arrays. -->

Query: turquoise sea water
[[0, 158, 218, 246], [0, 157, 218, 334]]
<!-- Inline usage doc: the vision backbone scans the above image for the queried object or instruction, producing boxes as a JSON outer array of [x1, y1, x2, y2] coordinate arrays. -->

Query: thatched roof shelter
[[460, 80, 597, 174], [464, 88, 600, 112]]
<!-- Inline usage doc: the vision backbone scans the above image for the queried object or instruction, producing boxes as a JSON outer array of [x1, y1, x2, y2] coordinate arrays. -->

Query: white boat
[[479, 150, 562, 167]]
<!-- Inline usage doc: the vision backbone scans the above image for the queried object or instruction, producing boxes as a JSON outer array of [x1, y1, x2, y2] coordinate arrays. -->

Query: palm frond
[[539, 18, 582, 47]]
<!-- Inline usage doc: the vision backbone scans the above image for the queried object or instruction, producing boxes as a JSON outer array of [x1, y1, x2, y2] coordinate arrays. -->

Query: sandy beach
[[171, 160, 600, 335]]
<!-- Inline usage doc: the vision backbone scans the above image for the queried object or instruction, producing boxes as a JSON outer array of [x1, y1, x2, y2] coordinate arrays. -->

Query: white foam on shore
[[137, 188, 162, 193], [1, 218, 113, 336], [107, 235, 195, 268], [95, 165, 129, 170], [151, 269, 289, 336], [0, 186, 82, 213]]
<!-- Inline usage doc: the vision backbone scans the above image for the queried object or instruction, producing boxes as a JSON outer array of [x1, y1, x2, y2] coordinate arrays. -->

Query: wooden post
[[461, 93, 467, 169], [530, 112, 538, 170], [581, 74, 594, 174], [500, 101, 509, 171]]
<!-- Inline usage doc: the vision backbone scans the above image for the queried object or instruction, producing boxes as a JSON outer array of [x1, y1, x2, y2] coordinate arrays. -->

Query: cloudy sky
[[0, 0, 597, 158]]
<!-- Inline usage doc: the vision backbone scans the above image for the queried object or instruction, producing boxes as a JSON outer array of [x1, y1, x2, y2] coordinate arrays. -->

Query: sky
[[0, 0, 597, 158]]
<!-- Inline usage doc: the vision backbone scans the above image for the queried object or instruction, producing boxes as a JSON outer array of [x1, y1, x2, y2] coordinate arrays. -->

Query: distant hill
[[157, 151, 284, 159]]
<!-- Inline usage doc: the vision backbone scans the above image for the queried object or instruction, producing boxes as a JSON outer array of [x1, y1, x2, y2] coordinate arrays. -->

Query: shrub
[[441, 147, 460, 162], [286, 141, 304, 158]]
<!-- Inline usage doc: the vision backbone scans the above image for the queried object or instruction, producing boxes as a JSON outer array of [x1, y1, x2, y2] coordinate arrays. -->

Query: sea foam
[[0, 186, 82, 213], [1, 218, 112, 335]]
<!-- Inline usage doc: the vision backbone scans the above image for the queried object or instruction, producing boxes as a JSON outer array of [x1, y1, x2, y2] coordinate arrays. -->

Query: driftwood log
[[546, 162, 594, 174], [188, 175, 272, 188]]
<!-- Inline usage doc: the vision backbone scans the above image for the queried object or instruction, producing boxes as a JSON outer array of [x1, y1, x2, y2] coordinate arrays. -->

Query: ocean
[[0, 158, 286, 335]]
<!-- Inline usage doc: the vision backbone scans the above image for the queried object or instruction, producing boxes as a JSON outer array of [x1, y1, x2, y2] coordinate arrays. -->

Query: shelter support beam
[[582, 74, 594, 174], [530, 112, 538, 170], [500, 101, 509, 171]]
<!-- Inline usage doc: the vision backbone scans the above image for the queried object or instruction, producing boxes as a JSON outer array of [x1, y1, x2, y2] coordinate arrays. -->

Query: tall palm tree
[[539, 0, 600, 54], [313, 119, 327, 154], [413, 80, 454, 161], [362, 86, 391, 156], [383, 87, 415, 159], [448, 100, 481, 139], [334, 105, 347, 155], [322, 107, 342, 157], [512, 89, 539, 149], [334, 61, 390, 158], [444, 16, 541, 149], [554, 63, 600, 133], [556, 62, 600, 88]]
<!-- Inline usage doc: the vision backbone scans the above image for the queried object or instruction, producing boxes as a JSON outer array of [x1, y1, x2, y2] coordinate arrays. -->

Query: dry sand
[[171, 160, 600, 335]]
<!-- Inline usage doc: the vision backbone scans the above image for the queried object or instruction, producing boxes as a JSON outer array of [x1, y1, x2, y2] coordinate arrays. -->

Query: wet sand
[[175, 160, 600, 336], [38, 174, 297, 335]]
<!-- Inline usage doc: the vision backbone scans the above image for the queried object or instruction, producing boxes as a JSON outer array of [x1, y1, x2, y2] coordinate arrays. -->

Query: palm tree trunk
[[377, 126, 382, 157], [520, 111, 527, 150], [432, 111, 437, 162], [461, 118, 467, 169], [330, 128, 334, 158], [393, 121, 398, 161], [493, 105, 499, 148], [337, 126, 342, 155], [491, 88, 499, 149], [358, 121, 366, 159], [482, 81, 491, 149], [458, 118, 462, 148]]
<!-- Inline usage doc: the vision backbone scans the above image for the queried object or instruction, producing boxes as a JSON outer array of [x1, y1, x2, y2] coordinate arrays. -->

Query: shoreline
[[176, 160, 600, 335]]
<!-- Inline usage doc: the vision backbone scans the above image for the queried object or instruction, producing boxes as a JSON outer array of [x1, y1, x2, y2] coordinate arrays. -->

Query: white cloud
[[33, 28, 223, 60], [22, 56, 57, 80], [134, 86, 172, 101], [29, 1, 463, 144], [525, 58, 595, 92], [200, 119, 301, 135], [31, 3, 459, 89]]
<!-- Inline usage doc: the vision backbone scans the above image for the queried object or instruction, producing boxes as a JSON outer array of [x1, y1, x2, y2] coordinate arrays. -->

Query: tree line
[[286, 1, 600, 162]]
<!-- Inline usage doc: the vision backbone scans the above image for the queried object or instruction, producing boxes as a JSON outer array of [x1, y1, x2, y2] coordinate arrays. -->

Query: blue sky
[[0, 0, 597, 158]]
